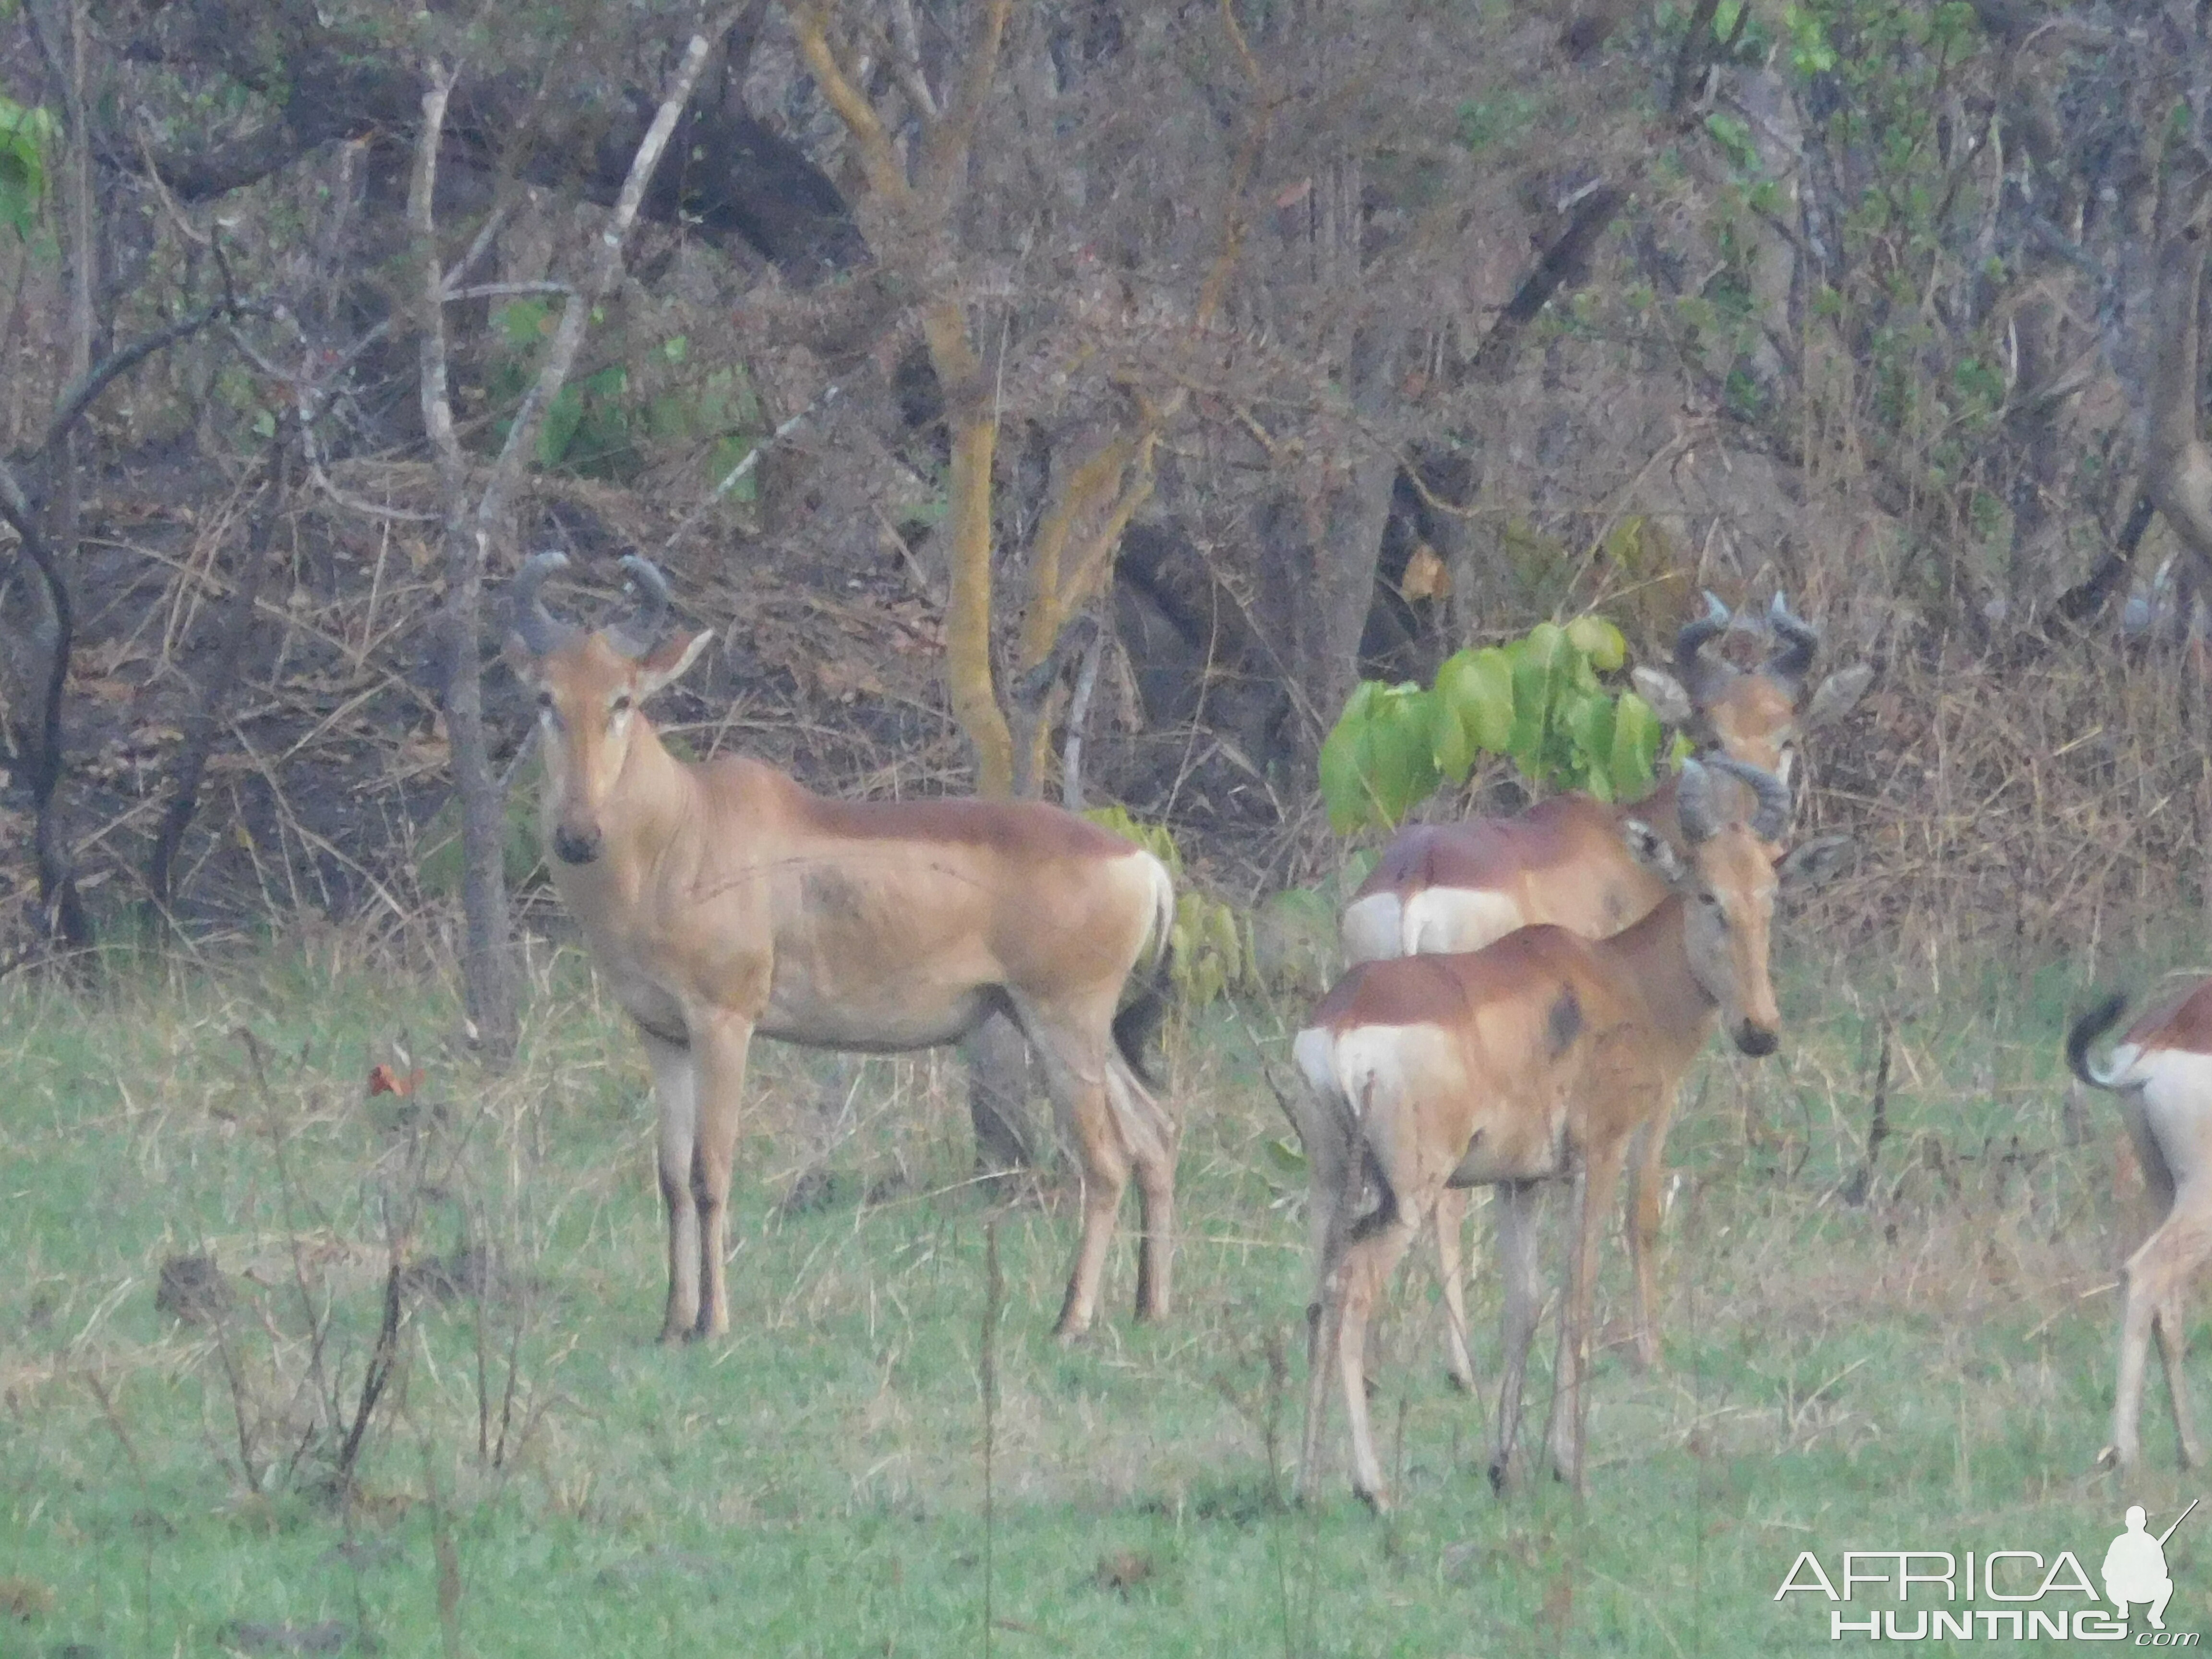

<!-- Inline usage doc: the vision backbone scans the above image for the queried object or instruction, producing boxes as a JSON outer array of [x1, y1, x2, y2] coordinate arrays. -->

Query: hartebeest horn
[[1764, 591, 1820, 693], [1675, 757, 1719, 845], [1673, 591, 1736, 703], [608, 554, 672, 659], [1706, 754, 1792, 842], [511, 551, 576, 656]]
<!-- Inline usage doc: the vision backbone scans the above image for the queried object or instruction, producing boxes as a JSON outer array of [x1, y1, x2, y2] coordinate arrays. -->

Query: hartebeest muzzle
[[553, 823, 603, 866], [1734, 1022, 1779, 1057]]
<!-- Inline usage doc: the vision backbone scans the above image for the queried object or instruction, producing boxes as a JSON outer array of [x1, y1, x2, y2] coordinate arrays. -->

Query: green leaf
[[1565, 614, 1627, 672], [1435, 646, 1515, 754], [1430, 688, 1476, 786], [1609, 690, 1662, 802], [1566, 690, 1616, 786], [1262, 1138, 1310, 1180], [0, 96, 54, 238], [1319, 683, 1384, 832]]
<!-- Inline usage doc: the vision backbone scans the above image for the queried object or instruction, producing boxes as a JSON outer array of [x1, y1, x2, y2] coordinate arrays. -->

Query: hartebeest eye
[[610, 693, 634, 718]]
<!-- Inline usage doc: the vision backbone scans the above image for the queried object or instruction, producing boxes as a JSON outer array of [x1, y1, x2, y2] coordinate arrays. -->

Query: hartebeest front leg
[[1625, 1099, 1676, 1371], [644, 1034, 703, 1344], [1549, 1145, 1628, 1494], [687, 1012, 756, 1342], [1490, 1179, 1543, 1492]]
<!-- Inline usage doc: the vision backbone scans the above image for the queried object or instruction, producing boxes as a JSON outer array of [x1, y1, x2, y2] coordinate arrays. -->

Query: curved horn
[[1675, 590, 1732, 670], [608, 554, 672, 659], [1672, 590, 1736, 705], [1675, 757, 1719, 845], [1764, 590, 1820, 691], [1706, 754, 1793, 842], [510, 551, 576, 656]]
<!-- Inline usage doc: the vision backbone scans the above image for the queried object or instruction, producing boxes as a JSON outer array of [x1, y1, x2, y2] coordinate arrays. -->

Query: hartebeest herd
[[505, 553, 2200, 1509]]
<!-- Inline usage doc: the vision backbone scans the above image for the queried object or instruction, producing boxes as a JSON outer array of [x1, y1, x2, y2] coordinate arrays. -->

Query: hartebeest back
[[1339, 593, 1869, 1385], [2068, 981, 2212, 1472], [1292, 759, 1848, 1507], [505, 552, 1178, 1342]]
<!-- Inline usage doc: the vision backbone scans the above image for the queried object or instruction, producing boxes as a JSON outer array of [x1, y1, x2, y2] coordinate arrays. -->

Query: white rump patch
[[2135, 1048, 2212, 1187], [1400, 887, 1525, 957], [1293, 1025, 1340, 1104], [1341, 892, 1403, 964]]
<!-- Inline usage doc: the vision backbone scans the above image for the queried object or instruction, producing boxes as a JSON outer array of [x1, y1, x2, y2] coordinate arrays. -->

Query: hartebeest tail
[[2066, 982, 2212, 1472], [1294, 759, 1849, 1509], [1339, 592, 1871, 1389], [506, 551, 1180, 1345]]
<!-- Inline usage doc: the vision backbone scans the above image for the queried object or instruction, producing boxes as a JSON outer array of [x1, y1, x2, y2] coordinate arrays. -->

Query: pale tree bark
[[2143, 224, 2212, 572], [410, 23, 727, 1063]]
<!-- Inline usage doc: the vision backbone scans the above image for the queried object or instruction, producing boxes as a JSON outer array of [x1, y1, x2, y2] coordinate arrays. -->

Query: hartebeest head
[[1619, 755, 1846, 1056], [1631, 592, 1873, 779], [502, 551, 713, 866]]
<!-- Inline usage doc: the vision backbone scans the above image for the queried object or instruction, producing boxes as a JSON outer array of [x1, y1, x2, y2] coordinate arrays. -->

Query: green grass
[[2, 929, 2209, 1656]]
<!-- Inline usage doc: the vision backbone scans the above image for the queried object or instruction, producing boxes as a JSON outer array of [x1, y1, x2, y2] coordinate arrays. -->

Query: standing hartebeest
[[2068, 982, 2212, 1471], [1340, 593, 1870, 1386], [504, 552, 1178, 1343], [1292, 759, 1848, 1507]]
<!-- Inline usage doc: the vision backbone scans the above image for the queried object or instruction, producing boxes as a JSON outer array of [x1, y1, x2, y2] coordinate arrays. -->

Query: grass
[[2, 924, 2208, 1656]]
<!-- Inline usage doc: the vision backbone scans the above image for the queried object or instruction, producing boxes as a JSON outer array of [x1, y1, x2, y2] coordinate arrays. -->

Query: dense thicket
[[3, 0, 2212, 982]]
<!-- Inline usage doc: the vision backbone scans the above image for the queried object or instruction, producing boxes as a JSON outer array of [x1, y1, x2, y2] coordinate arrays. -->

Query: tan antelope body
[[1293, 760, 1846, 1507], [2068, 982, 2212, 1471], [506, 554, 1178, 1343], [1340, 595, 1869, 1386]]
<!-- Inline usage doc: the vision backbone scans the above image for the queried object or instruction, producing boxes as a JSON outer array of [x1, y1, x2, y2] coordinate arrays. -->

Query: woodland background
[[5, 0, 2212, 1008]]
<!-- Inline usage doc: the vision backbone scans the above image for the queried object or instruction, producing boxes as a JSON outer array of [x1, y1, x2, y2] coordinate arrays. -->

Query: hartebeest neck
[[549, 718, 707, 917], [1596, 895, 1718, 1063]]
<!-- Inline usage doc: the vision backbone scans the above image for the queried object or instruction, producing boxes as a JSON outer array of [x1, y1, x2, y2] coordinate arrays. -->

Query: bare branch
[[480, 23, 726, 526], [411, 63, 468, 497], [885, 0, 941, 124], [919, 0, 1013, 206], [788, 5, 914, 206]]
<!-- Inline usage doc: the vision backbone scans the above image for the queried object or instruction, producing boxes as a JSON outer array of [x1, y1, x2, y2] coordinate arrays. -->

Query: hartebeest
[[2068, 982, 2212, 1471], [504, 552, 1178, 1342], [1292, 758, 1848, 1507], [1340, 594, 1870, 1385]]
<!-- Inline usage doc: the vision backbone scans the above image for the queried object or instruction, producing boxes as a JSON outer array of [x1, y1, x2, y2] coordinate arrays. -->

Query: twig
[[661, 384, 841, 555]]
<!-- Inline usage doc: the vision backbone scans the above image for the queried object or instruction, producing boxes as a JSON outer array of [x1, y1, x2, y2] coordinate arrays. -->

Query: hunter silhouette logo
[[1775, 1499, 2202, 1641], [2105, 1501, 2196, 1632]]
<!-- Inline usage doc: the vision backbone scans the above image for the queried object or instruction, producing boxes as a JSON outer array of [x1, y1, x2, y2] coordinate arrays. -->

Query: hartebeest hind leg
[[1113, 1057, 1178, 1323], [1431, 1188, 1479, 1393], [1022, 999, 1172, 1338], [2111, 1179, 2212, 1471], [1325, 1206, 1420, 1509]]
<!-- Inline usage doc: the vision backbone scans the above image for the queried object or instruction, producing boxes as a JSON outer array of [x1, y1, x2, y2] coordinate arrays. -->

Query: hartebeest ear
[[1801, 663, 1873, 730], [1620, 817, 1689, 885], [1777, 834, 1854, 893], [1630, 666, 1695, 726], [634, 628, 714, 698]]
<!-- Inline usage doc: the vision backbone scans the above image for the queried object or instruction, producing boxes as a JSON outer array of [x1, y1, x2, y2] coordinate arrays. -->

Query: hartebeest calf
[[1342, 594, 1870, 1385], [1293, 758, 1847, 1507], [505, 552, 1178, 1342], [2068, 981, 2212, 1471]]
